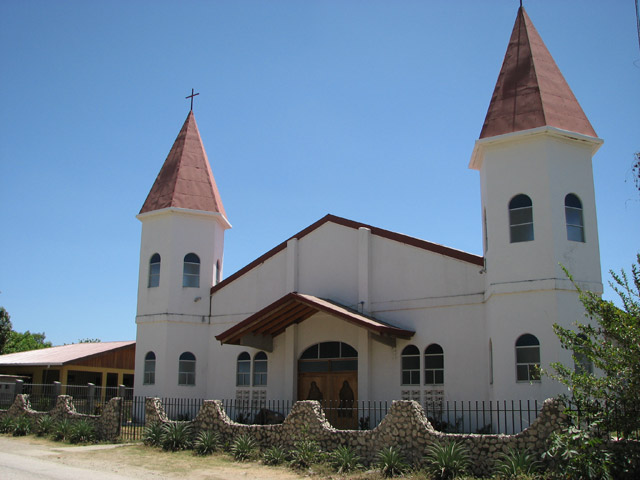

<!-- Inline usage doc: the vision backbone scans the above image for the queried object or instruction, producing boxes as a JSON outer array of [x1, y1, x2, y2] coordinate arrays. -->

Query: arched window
[[178, 352, 196, 385], [509, 194, 534, 243], [401, 345, 420, 386], [143, 351, 156, 385], [237, 352, 251, 386], [183, 253, 200, 288], [253, 352, 268, 386], [515, 334, 540, 382], [565, 194, 585, 242], [148, 253, 161, 288], [298, 342, 358, 374], [424, 344, 444, 385]]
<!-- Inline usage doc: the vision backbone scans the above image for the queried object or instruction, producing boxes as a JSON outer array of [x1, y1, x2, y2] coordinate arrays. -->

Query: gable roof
[[211, 214, 483, 295], [140, 111, 228, 217], [216, 292, 414, 346], [0, 341, 135, 367], [479, 7, 596, 139]]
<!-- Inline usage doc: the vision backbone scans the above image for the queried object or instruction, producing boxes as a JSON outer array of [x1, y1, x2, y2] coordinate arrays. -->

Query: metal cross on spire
[[186, 88, 200, 111]]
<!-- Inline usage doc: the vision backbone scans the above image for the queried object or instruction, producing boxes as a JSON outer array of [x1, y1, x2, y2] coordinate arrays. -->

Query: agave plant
[[69, 419, 96, 444], [143, 422, 164, 447], [289, 438, 322, 469], [423, 440, 471, 480], [377, 446, 409, 478], [0, 416, 16, 434], [161, 422, 193, 451], [52, 419, 73, 442], [493, 447, 541, 478], [36, 415, 55, 437], [231, 433, 258, 462], [262, 445, 288, 466], [12, 416, 32, 436], [193, 430, 221, 456], [329, 445, 362, 474]]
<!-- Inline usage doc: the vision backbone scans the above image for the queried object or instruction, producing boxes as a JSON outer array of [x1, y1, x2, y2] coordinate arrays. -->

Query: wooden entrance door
[[298, 371, 358, 429]]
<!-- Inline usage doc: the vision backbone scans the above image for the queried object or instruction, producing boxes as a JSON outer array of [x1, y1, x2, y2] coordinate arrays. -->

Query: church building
[[133, 7, 603, 418]]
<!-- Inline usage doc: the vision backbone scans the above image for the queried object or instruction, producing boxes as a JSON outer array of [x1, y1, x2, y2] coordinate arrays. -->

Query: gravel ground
[[0, 436, 307, 480]]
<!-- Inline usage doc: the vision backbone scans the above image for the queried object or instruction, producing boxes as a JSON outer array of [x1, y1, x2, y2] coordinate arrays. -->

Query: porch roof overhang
[[215, 292, 414, 351]]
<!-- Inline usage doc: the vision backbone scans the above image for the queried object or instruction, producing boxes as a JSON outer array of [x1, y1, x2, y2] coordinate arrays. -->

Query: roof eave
[[469, 125, 603, 170], [137, 206, 232, 229], [215, 292, 415, 346]]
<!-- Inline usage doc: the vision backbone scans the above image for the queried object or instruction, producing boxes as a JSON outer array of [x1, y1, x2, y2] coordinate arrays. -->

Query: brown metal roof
[[140, 111, 228, 217], [0, 341, 135, 367], [480, 7, 596, 139], [215, 292, 414, 346], [211, 214, 483, 295]]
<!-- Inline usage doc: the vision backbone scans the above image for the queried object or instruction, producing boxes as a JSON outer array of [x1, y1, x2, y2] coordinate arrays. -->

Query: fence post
[[53, 381, 61, 397], [14, 379, 24, 398], [88, 383, 95, 414], [118, 384, 126, 399]]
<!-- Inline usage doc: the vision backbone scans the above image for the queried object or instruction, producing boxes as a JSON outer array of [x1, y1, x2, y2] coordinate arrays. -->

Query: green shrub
[[161, 422, 193, 452], [0, 416, 16, 434], [329, 445, 362, 473], [423, 440, 470, 480], [52, 419, 73, 442], [36, 416, 55, 436], [69, 419, 96, 444], [493, 447, 541, 478], [143, 422, 164, 447], [12, 416, 32, 436], [231, 433, 258, 462], [262, 445, 287, 466], [376, 446, 409, 478], [193, 430, 221, 456], [289, 438, 322, 469], [543, 424, 613, 480]]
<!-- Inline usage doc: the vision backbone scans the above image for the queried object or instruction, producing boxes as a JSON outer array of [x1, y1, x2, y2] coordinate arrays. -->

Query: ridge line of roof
[[211, 214, 483, 295]]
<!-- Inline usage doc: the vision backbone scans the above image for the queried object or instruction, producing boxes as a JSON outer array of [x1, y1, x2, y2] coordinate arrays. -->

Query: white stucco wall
[[135, 127, 602, 405]]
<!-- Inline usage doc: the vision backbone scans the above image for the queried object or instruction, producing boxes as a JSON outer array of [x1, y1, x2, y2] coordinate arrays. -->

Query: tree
[[0, 307, 12, 354], [3, 330, 52, 354], [77, 338, 101, 343], [550, 254, 640, 437]]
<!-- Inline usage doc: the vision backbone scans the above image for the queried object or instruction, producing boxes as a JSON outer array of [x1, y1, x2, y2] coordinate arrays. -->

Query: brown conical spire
[[140, 111, 227, 218], [479, 7, 596, 139]]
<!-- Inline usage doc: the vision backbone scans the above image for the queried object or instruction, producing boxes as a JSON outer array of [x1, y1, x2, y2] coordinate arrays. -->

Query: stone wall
[[147, 397, 566, 476], [0, 394, 122, 441]]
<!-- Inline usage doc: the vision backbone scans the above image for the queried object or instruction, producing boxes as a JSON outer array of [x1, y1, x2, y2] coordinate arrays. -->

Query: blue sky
[[1, 1, 638, 346]]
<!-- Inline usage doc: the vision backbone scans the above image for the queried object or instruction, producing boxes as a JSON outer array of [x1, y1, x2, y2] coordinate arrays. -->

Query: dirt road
[[0, 436, 306, 480]]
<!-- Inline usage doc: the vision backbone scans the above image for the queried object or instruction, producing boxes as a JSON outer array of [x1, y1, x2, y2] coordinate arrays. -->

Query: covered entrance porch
[[216, 292, 414, 428]]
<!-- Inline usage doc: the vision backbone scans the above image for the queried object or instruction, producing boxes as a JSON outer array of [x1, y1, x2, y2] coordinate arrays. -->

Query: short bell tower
[[134, 109, 230, 398]]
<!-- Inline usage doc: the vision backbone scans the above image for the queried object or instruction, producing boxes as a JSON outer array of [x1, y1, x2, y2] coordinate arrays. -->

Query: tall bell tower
[[134, 109, 231, 398], [470, 7, 603, 401]]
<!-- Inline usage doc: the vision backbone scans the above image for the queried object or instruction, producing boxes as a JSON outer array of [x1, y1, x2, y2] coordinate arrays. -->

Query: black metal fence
[[0, 382, 129, 415], [423, 399, 542, 435], [18, 384, 638, 440]]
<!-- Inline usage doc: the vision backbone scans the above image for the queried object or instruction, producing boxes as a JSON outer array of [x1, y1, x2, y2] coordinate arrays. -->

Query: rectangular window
[[178, 361, 195, 386], [236, 363, 250, 386], [253, 363, 267, 386]]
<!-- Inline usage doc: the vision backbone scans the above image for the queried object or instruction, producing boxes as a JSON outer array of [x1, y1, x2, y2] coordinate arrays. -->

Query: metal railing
[[9, 385, 637, 441], [115, 396, 545, 441], [423, 399, 541, 435]]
